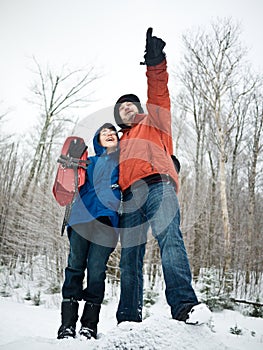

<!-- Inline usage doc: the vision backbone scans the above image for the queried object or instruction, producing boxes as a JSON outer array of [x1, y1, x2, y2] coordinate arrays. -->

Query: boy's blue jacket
[[68, 129, 120, 229]]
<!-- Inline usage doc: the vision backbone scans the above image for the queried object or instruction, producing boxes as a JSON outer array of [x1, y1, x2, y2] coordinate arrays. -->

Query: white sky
[[1, 0, 262, 135]]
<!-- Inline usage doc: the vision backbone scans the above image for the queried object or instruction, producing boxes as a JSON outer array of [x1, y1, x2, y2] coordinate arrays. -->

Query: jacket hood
[[93, 123, 118, 156]]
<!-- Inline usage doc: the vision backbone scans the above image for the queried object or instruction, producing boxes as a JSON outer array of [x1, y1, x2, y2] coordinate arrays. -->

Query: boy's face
[[99, 128, 118, 149], [118, 101, 139, 126]]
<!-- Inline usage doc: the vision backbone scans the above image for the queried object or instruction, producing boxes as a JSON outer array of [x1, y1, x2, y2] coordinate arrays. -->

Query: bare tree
[[175, 58, 211, 278], [1, 60, 99, 283], [0, 107, 18, 263], [180, 18, 254, 286], [22, 57, 99, 199], [245, 86, 263, 286]]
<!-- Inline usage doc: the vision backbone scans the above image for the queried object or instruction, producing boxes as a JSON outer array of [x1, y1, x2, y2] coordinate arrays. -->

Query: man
[[114, 28, 211, 325]]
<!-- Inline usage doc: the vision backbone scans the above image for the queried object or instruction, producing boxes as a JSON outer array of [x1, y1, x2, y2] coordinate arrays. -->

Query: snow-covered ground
[[0, 286, 262, 350]]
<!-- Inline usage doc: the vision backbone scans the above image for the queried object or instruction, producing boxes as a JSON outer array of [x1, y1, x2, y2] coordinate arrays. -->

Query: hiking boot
[[185, 303, 212, 325], [79, 302, 101, 339], [57, 325, 76, 339], [79, 326, 97, 339], [57, 298, 79, 339]]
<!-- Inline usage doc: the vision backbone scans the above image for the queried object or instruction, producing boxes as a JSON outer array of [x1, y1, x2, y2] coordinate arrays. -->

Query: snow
[[0, 288, 262, 350]]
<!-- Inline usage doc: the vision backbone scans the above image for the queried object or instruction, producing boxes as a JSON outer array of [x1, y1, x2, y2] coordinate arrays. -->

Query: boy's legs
[[83, 219, 115, 304], [80, 219, 115, 338], [62, 228, 89, 300], [58, 228, 89, 339]]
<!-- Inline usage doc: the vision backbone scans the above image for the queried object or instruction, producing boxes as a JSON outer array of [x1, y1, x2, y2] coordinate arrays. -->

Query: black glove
[[171, 155, 181, 174], [68, 138, 87, 158], [141, 27, 166, 66]]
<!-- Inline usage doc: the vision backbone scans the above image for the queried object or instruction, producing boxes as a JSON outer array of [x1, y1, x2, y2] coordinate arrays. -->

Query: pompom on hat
[[114, 94, 144, 128]]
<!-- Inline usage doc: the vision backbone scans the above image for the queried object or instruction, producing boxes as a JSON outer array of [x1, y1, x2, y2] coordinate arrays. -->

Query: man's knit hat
[[114, 94, 144, 128]]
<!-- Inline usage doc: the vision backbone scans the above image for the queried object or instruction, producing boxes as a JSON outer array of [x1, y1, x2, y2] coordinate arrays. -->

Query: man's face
[[119, 101, 139, 126]]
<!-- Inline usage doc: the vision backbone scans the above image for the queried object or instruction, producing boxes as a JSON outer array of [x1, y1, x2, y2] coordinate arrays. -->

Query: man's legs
[[146, 182, 199, 319], [117, 243, 146, 323], [117, 181, 209, 323], [116, 190, 149, 323]]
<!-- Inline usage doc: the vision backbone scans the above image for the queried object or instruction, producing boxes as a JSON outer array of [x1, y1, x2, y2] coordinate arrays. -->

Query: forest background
[[0, 16, 262, 314]]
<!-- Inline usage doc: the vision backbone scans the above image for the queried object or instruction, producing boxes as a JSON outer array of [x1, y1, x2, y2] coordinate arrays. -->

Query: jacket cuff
[[147, 59, 167, 71]]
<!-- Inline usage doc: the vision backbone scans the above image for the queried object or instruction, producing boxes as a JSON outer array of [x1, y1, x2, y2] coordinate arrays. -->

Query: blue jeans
[[116, 181, 198, 322], [62, 220, 115, 304]]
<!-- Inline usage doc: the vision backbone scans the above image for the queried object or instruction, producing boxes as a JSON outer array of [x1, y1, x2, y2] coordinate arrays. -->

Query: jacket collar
[[120, 113, 147, 133]]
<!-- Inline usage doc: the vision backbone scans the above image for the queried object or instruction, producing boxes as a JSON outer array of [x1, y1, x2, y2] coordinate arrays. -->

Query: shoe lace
[[79, 327, 94, 339], [58, 326, 75, 337]]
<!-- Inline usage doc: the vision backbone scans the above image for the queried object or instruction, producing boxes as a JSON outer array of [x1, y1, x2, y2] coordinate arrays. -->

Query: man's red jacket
[[118, 59, 179, 193]]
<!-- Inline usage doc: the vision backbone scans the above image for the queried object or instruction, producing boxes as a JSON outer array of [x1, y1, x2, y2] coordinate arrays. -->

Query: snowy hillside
[[0, 286, 262, 350]]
